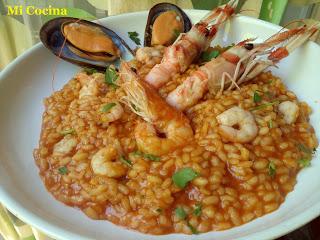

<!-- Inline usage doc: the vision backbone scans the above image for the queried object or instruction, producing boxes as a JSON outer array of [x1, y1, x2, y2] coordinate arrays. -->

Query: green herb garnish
[[100, 103, 116, 113], [225, 43, 235, 50], [172, 167, 199, 188], [200, 50, 220, 62], [268, 161, 276, 177], [59, 129, 75, 136], [105, 66, 119, 88], [128, 31, 141, 45], [253, 91, 262, 103], [298, 158, 311, 168], [156, 208, 162, 213], [175, 207, 187, 220], [268, 120, 273, 128], [133, 151, 161, 161], [58, 166, 68, 175], [250, 100, 279, 111], [296, 143, 317, 168], [193, 203, 202, 217], [187, 221, 199, 234], [83, 67, 97, 75], [297, 143, 313, 155], [120, 156, 133, 167], [173, 29, 181, 39]]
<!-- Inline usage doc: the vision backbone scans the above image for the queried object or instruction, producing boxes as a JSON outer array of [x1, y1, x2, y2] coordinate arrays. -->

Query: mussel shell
[[40, 17, 134, 70], [144, 3, 192, 47]]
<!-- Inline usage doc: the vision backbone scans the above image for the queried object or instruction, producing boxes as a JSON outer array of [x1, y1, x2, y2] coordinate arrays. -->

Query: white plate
[[0, 10, 319, 240]]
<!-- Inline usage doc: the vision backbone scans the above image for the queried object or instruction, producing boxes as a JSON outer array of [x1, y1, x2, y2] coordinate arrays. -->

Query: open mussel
[[40, 17, 134, 69], [144, 3, 192, 47]]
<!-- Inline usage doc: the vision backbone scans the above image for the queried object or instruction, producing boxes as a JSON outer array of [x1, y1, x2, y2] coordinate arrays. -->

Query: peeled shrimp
[[279, 101, 299, 124], [120, 62, 193, 156], [100, 101, 124, 123], [166, 23, 320, 110], [79, 77, 99, 98], [136, 46, 165, 66], [91, 146, 126, 178], [53, 135, 77, 156], [216, 106, 258, 143], [145, 0, 239, 89]]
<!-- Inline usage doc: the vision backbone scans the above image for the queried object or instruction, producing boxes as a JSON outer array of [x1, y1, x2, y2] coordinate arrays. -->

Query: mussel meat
[[144, 3, 192, 47], [40, 17, 134, 69]]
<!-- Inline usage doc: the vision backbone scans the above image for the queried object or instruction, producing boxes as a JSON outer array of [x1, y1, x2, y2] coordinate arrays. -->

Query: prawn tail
[[119, 63, 153, 123]]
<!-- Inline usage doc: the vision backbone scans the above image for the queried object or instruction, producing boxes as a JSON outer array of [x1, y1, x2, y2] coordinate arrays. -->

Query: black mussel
[[144, 3, 192, 47], [40, 17, 134, 69]]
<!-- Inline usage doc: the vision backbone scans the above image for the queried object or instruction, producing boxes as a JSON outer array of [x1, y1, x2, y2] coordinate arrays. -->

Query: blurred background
[[0, 0, 320, 239]]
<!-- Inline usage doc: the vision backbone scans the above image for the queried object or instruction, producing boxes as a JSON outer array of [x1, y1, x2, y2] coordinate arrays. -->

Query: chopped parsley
[[193, 203, 202, 217], [268, 120, 273, 128], [296, 143, 317, 168], [119, 156, 132, 167], [253, 91, 262, 103], [83, 67, 97, 75], [173, 29, 181, 39], [225, 43, 235, 50], [133, 151, 161, 161], [172, 167, 199, 188], [105, 66, 119, 88], [298, 158, 311, 168], [58, 166, 68, 175], [200, 50, 220, 62], [175, 207, 187, 220], [187, 221, 199, 234], [100, 102, 116, 113], [250, 100, 279, 111], [268, 161, 276, 177], [128, 31, 141, 45], [59, 129, 75, 136], [297, 143, 313, 155]]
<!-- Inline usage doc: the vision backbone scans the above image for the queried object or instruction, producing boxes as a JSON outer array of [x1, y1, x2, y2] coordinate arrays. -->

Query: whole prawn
[[166, 23, 320, 111], [119, 62, 193, 156], [145, 0, 239, 89]]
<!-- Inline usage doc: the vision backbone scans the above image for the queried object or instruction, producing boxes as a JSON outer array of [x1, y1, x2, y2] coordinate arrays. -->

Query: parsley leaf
[[128, 31, 141, 45], [83, 67, 97, 75], [175, 207, 187, 220], [120, 156, 132, 167], [58, 166, 68, 175], [297, 143, 313, 155], [268, 161, 276, 177], [100, 102, 116, 113], [59, 129, 75, 136], [187, 221, 199, 234], [105, 66, 119, 88], [193, 203, 202, 217], [200, 50, 220, 62], [250, 100, 279, 111], [173, 29, 181, 39], [268, 120, 273, 129], [253, 91, 262, 103], [225, 43, 235, 50], [172, 167, 199, 188], [133, 151, 161, 161], [298, 158, 311, 168]]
